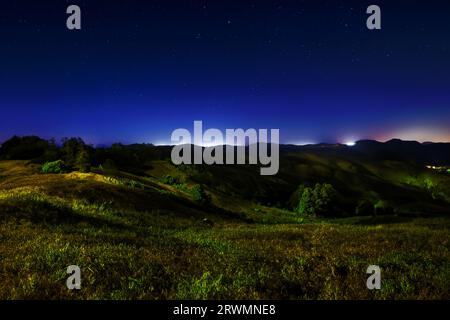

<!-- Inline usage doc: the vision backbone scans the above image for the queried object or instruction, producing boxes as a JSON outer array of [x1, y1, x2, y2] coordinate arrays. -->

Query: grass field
[[0, 160, 449, 299]]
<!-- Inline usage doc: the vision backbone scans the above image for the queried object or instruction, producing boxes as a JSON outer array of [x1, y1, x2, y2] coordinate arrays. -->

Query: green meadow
[[0, 157, 449, 299]]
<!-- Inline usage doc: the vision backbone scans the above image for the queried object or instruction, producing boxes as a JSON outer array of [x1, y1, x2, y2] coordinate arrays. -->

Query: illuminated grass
[[0, 160, 449, 299]]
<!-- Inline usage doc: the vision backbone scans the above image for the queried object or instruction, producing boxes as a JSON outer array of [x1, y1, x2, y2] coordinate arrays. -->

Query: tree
[[295, 183, 338, 217], [288, 184, 307, 210], [75, 148, 91, 172], [315, 183, 338, 215], [0, 135, 50, 160], [61, 137, 91, 172], [40, 138, 59, 162], [297, 187, 314, 215], [102, 158, 117, 171], [355, 200, 374, 216]]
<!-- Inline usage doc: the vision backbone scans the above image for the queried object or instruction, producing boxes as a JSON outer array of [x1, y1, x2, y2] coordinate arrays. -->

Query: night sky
[[1, 0, 449, 145]]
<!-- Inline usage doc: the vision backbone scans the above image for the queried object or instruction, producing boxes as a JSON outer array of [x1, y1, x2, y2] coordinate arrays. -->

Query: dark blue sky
[[1, 0, 449, 145]]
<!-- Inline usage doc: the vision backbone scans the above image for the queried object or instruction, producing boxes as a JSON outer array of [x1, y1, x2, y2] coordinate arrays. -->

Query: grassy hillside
[[0, 160, 449, 299], [148, 145, 450, 216]]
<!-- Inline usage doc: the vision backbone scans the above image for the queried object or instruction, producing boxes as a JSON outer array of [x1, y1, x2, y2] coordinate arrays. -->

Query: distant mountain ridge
[[349, 139, 450, 166], [279, 139, 450, 166], [1, 136, 450, 166]]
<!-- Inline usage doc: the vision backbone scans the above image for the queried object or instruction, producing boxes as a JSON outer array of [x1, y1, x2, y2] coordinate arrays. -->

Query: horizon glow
[[0, 1, 449, 145]]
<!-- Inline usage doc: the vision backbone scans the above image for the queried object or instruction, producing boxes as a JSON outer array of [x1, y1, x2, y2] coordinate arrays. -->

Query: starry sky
[[0, 0, 449, 145]]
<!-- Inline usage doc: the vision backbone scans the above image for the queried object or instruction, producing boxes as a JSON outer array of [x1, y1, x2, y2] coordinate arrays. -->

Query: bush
[[161, 175, 180, 185], [42, 160, 65, 174], [191, 185, 210, 204]]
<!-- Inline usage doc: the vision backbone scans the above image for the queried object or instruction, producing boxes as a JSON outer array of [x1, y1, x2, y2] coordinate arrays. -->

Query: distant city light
[[345, 141, 356, 146], [295, 141, 316, 146], [154, 141, 170, 146]]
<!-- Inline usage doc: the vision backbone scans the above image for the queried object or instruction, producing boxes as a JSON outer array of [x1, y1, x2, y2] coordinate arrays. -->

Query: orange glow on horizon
[[374, 126, 450, 143]]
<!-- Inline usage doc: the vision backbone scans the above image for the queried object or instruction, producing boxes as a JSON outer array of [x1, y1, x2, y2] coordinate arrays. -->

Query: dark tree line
[[0, 135, 171, 173]]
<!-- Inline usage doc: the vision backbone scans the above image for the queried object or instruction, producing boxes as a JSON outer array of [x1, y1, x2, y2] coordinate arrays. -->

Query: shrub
[[161, 175, 179, 185], [42, 160, 65, 174], [191, 185, 210, 204]]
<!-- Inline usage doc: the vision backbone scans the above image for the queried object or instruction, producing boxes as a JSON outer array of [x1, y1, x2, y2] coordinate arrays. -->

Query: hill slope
[[0, 140, 449, 299]]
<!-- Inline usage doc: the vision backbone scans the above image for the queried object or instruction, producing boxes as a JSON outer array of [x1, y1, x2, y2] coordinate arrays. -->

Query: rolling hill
[[0, 138, 449, 299]]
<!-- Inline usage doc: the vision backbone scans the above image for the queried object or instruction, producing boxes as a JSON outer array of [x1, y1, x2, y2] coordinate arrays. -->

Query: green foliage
[[76, 148, 91, 173], [296, 183, 338, 217], [298, 187, 314, 215], [161, 175, 180, 185], [128, 179, 144, 189], [41, 160, 65, 174], [288, 184, 307, 210], [61, 137, 92, 172], [103, 176, 144, 189], [191, 184, 210, 204], [403, 174, 450, 203], [39, 138, 59, 163]]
